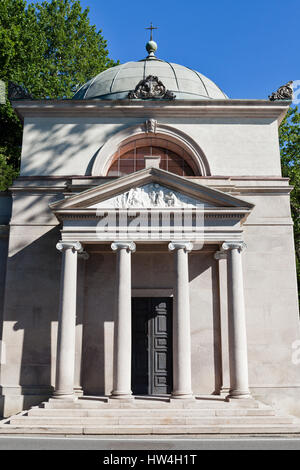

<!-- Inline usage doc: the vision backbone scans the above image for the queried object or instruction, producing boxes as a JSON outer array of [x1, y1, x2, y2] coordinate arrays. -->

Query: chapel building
[[0, 37, 299, 434]]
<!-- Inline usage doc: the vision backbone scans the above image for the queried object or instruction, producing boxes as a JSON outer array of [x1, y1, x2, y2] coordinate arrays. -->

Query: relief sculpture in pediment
[[108, 184, 199, 209]]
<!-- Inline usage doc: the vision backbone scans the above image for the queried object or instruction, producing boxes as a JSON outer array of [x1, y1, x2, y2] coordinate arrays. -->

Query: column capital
[[168, 241, 193, 253], [214, 250, 227, 260], [56, 241, 83, 253], [222, 241, 247, 253], [111, 241, 136, 253]]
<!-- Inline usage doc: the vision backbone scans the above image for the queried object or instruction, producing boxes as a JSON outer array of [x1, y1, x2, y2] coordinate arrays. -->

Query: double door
[[132, 297, 173, 395]]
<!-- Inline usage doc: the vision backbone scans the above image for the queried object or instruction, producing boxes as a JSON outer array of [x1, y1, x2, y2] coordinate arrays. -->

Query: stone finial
[[145, 22, 158, 58], [8, 81, 33, 100], [269, 81, 293, 101]]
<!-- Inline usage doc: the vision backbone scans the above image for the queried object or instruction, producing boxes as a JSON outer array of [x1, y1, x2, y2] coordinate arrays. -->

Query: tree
[[0, 0, 118, 190], [279, 106, 300, 300]]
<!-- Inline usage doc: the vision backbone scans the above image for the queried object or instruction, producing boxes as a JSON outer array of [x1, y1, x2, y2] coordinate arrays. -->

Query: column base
[[74, 387, 84, 397], [171, 392, 194, 400], [51, 393, 77, 402], [110, 391, 133, 400], [219, 387, 230, 398], [226, 390, 252, 401]]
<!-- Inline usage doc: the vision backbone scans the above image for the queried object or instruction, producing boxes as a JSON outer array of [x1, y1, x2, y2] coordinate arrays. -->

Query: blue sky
[[29, 0, 300, 99]]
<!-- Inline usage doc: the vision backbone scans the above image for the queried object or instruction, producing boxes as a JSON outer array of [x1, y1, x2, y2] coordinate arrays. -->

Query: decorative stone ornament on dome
[[128, 75, 176, 100], [269, 81, 293, 101]]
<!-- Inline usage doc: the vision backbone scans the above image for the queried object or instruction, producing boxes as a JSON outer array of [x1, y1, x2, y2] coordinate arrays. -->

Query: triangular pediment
[[50, 168, 254, 211]]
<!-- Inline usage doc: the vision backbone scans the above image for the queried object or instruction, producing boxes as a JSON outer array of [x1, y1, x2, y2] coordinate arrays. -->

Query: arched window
[[107, 135, 198, 177]]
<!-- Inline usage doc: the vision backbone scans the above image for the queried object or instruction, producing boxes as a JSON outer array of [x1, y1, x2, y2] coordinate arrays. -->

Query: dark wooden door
[[132, 297, 173, 395]]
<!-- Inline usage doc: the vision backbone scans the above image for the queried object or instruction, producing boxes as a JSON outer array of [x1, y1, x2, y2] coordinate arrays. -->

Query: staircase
[[1, 396, 300, 435]]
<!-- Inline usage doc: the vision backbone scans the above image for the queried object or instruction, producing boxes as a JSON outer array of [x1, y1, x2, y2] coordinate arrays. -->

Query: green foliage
[[0, 154, 19, 191], [279, 106, 300, 298], [0, 0, 118, 187]]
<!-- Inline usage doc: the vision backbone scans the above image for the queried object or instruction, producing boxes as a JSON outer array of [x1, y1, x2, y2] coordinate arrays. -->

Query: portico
[[50, 167, 253, 403]]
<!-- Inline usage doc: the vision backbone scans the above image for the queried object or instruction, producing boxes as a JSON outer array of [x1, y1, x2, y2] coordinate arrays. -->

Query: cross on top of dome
[[145, 22, 157, 41], [145, 22, 158, 58]]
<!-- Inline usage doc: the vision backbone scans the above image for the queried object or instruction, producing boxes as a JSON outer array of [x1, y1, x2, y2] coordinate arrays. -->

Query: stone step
[[1, 424, 300, 435], [27, 407, 276, 417], [42, 399, 262, 410], [9, 415, 294, 426]]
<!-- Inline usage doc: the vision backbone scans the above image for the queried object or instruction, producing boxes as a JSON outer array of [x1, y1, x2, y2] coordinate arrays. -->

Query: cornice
[[49, 168, 255, 211], [12, 99, 290, 124], [53, 207, 252, 221], [9, 175, 292, 201]]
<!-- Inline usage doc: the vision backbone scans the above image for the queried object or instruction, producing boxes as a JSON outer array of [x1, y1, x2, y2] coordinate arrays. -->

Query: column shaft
[[74, 251, 89, 396], [54, 241, 82, 400], [222, 241, 251, 399], [169, 241, 193, 399], [111, 241, 135, 399]]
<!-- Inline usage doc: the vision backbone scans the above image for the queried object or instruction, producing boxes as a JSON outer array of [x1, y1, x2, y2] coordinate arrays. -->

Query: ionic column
[[168, 241, 193, 399], [222, 241, 251, 399], [53, 241, 82, 400], [111, 241, 136, 399], [74, 250, 89, 396], [214, 250, 230, 396], [213, 250, 226, 395]]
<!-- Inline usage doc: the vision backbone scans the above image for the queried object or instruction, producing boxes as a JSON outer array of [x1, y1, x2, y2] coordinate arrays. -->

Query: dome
[[73, 56, 228, 101]]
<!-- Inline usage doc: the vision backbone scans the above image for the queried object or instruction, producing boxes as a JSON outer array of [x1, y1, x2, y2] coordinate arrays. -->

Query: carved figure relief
[[128, 75, 176, 100], [94, 184, 202, 209]]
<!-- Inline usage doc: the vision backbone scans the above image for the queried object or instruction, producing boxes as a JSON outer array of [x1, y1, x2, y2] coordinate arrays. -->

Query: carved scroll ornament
[[128, 75, 175, 100], [269, 81, 293, 101]]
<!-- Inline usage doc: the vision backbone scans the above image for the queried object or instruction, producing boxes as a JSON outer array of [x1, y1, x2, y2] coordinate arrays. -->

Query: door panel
[[132, 297, 173, 395], [131, 298, 149, 395]]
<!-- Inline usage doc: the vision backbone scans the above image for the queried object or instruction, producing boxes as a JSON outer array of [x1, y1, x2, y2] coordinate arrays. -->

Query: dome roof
[[73, 56, 228, 101]]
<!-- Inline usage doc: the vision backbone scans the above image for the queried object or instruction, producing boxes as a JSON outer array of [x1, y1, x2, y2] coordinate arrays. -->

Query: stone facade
[[0, 98, 299, 421]]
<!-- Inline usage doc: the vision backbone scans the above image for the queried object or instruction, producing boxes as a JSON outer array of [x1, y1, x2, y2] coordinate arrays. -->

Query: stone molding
[[50, 168, 254, 211], [168, 241, 193, 253], [56, 241, 83, 253], [111, 241, 136, 253], [222, 241, 247, 252], [11, 100, 290, 126], [91, 122, 210, 177]]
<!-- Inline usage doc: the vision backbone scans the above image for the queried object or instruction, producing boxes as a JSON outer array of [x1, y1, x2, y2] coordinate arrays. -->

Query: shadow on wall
[[21, 120, 142, 176], [0, 226, 61, 416], [81, 252, 115, 395]]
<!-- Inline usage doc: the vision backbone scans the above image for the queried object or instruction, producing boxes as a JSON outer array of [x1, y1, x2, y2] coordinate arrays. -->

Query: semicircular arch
[[91, 122, 211, 177]]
